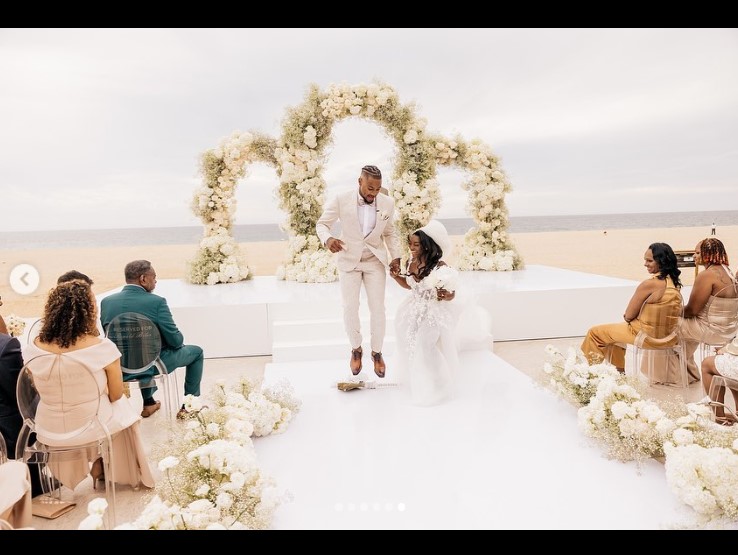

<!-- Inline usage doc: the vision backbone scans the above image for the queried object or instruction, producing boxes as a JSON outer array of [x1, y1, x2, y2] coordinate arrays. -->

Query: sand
[[2, 225, 736, 318]]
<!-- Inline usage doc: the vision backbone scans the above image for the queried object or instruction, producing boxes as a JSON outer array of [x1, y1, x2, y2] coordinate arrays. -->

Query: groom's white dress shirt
[[358, 193, 377, 238]]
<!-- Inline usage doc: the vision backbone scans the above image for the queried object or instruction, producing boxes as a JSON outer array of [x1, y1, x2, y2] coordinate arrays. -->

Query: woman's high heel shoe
[[90, 458, 106, 491]]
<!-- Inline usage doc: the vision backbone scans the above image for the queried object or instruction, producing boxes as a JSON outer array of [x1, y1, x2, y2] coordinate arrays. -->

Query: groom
[[317, 165, 402, 377]]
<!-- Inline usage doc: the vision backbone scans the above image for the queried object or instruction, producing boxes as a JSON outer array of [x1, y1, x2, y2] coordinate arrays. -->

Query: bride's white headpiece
[[416, 220, 451, 258]]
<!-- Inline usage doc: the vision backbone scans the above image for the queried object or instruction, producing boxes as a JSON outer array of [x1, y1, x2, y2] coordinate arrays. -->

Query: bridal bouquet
[[424, 265, 459, 293], [6, 314, 26, 338]]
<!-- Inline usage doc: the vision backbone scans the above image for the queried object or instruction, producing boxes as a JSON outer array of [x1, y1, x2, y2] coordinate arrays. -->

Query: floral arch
[[187, 82, 522, 285]]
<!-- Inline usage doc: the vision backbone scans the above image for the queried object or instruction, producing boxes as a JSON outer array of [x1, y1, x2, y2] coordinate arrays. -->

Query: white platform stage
[[95, 266, 640, 359], [256, 350, 701, 529]]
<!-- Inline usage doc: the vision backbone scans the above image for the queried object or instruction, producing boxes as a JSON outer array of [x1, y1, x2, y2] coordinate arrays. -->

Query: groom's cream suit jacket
[[316, 190, 402, 271]]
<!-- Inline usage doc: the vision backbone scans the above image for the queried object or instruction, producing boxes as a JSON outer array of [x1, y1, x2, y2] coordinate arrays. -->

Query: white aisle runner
[[256, 351, 697, 529]]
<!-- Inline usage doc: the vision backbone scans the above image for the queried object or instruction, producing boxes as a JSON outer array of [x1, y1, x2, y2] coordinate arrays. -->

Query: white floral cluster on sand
[[578, 373, 669, 463], [541, 344, 738, 522], [5, 314, 25, 338], [663, 403, 738, 519], [209, 376, 301, 437], [85, 377, 301, 530], [541, 344, 620, 407]]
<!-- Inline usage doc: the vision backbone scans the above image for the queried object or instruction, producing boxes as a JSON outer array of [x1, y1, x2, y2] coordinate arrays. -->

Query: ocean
[[1, 210, 736, 250]]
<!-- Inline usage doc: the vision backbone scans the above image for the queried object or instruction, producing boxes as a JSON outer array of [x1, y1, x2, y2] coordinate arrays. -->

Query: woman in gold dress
[[581, 242, 683, 372]]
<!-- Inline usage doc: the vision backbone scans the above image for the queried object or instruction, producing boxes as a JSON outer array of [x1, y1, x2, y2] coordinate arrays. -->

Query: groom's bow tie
[[358, 196, 375, 207]]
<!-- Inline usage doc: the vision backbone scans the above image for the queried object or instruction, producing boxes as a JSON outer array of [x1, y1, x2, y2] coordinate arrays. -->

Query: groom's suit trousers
[[340, 251, 387, 353]]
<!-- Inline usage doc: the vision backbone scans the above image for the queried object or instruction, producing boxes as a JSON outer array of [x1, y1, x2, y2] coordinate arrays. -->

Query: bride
[[390, 220, 460, 406]]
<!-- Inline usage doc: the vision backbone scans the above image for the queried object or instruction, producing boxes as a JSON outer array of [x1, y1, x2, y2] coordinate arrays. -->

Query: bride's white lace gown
[[394, 269, 460, 406]]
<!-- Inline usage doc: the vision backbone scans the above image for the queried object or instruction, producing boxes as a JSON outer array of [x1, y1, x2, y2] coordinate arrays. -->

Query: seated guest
[[0, 332, 23, 459], [581, 243, 683, 372], [100, 260, 204, 419], [57, 270, 93, 285], [701, 337, 738, 424], [23, 279, 154, 490], [0, 316, 46, 497], [681, 238, 738, 381]]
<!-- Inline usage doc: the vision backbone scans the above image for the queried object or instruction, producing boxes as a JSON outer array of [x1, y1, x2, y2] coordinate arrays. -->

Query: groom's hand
[[326, 237, 345, 253]]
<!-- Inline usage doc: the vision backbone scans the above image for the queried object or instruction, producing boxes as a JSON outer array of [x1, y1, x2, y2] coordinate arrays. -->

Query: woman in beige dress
[[22, 280, 154, 490], [681, 238, 738, 382], [581, 243, 683, 371]]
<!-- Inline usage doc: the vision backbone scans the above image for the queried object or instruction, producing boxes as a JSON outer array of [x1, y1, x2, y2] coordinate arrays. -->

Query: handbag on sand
[[31, 497, 76, 520]]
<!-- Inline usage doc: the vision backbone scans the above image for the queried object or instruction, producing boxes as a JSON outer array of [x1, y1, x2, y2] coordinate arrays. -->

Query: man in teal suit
[[100, 260, 204, 419]]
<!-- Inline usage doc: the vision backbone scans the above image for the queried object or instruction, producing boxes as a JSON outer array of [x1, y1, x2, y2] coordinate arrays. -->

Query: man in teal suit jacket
[[100, 260, 204, 419]]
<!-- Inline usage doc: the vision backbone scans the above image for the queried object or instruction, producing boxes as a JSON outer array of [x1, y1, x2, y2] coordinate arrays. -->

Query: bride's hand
[[437, 288, 454, 301]]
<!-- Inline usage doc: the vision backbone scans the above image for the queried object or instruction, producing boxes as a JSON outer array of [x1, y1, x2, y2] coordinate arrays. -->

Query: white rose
[[158, 456, 180, 472], [403, 129, 418, 144], [88, 497, 109, 515], [78, 514, 104, 530]]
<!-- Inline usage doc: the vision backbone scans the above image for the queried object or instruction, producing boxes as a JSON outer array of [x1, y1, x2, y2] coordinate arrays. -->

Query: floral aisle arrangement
[[5, 314, 26, 338], [188, 81, 522, 284], [541, 345, 621, 406], [663, 403, 738, 519], [83, 377, 301, 530], [577, 373, 670, 462], [542, 344, 738, 522], [187, 131, 277, 285]]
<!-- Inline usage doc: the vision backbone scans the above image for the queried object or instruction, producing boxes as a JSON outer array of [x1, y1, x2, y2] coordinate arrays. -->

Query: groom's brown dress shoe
[[350, 348, 363, 375], [372, 351, 386, 378]]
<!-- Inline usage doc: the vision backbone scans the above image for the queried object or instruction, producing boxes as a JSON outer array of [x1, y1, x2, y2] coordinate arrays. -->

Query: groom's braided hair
[[361, 165, 382, 179]]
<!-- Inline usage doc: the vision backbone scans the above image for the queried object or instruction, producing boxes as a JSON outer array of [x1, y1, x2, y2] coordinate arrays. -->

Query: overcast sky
[[1, 28, 737, 232]]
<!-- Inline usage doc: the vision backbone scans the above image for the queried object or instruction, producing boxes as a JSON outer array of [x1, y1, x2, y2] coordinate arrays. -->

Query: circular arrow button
[[9, 264, 40, 295]]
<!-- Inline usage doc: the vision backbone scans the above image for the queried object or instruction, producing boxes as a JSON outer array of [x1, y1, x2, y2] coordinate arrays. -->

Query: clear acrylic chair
[[25, 318, 43, 345], [696, 283, 738, 366], [15, 354, 117, 528], [105, 312, 179, 419], [707, 374, 738, 425], [625, 292, 689, 388]]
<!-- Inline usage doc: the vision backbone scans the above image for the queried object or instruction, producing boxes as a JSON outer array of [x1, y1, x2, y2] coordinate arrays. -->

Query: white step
[[272, 317, 396, 343], [267, 290, 405, 322], [272, 336, 396, 363], [268, 301, 342, 321]]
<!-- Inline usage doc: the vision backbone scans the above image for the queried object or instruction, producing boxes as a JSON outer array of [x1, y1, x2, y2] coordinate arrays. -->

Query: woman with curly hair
[[581, 243, 683, 372], [22, 279, 154, 491], [681, 238, 738, 382]]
